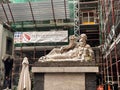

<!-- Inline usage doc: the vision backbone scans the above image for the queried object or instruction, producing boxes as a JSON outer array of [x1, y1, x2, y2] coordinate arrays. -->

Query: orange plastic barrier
[[108, 85, 111, 90], [97, 85, 104, 90]]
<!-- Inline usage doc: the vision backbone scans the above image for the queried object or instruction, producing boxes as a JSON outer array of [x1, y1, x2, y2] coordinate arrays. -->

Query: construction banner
[[14, 30, 68, 44]]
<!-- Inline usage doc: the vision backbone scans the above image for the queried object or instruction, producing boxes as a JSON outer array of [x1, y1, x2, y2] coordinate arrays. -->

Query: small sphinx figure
[[38, 34, 94, 62]]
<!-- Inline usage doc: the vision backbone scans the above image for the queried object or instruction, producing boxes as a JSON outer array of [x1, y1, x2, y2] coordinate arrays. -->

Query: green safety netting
[[10, 0, 74, 30], [9, 0, 74, 18], [10, 0, 48, 3]]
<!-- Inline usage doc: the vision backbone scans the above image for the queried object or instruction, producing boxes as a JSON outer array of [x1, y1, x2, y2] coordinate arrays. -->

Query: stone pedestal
[[32, 61, 98, 90]]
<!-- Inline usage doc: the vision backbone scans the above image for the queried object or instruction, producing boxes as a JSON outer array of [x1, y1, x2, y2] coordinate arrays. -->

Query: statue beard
[[79, 41, 86, 47]]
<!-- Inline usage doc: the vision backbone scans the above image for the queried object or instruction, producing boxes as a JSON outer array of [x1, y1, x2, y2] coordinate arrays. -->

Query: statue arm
[[61, 43, 77, 53], [86, 44, 94, 59]]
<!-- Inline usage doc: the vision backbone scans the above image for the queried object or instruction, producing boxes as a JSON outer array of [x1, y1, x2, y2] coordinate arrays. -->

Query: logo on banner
[[23, 33, 31, 42]]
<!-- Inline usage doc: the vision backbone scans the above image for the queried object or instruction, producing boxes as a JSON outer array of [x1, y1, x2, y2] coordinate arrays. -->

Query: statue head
[[80, 34, 87, 40], [69, 35, 77, 41], [79, 34, 87, 42], [77, 34, 87, 47]]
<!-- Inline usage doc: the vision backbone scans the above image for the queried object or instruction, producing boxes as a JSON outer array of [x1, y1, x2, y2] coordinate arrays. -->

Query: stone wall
[[33, 72, 97, 90], [85, 73, 97, 90], [44, 73, 85, 90]]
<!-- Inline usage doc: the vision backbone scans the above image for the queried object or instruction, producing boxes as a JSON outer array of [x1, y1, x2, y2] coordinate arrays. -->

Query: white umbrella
[[17, 57, 31, 90]]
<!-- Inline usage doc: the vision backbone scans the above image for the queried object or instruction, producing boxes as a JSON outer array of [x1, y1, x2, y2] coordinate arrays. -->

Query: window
[[6, 37, 13, 55], [82, 12, 95, 24], [83, 13, 88, 23]]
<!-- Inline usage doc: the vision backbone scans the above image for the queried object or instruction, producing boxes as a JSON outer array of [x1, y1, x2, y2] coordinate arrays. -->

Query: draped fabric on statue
[[17, 57, 31, 90]]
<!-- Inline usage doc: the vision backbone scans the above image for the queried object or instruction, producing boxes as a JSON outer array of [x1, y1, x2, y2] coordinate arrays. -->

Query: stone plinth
[[32, 61, 98, 90]]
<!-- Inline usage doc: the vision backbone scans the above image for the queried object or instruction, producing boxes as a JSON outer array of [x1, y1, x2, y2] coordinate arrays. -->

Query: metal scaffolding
[[74, 0, 99, 47], [0, 0, 70, 22], [74, 0, 80, 37], [99, 0, 120, 89]]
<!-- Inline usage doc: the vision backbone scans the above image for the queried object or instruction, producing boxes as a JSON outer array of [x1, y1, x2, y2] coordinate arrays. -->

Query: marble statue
[[38, 34, 94, 62], [76, 34, 94, 61]]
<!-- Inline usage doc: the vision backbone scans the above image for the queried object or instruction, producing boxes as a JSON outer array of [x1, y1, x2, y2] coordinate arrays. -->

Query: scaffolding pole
[[74, 0, 80, 37]]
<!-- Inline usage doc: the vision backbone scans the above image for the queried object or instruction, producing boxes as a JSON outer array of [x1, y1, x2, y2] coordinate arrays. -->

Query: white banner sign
[[14, 31, 68, 44]]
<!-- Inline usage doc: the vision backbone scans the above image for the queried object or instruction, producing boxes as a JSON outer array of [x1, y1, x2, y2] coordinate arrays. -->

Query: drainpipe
[[0, 24, 4, 89]]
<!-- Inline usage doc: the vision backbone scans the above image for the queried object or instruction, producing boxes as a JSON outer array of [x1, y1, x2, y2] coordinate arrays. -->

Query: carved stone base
[[32, 61, 98, 90]]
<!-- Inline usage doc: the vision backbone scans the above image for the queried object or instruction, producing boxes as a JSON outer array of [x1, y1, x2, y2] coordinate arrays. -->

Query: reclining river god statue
[[38, 34, 94, 62]]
